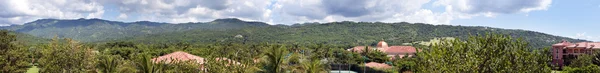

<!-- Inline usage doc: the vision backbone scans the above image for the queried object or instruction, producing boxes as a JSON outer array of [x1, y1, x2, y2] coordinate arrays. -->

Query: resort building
[[551, 41, 600, 69], [347, 40, 418, 59]]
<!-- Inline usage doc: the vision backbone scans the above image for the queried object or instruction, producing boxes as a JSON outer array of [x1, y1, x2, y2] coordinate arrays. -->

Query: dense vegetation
[[6, 29, 589, 73], [0, 30, 31, 72], [0, 18, 594, 73], [561, 53, 600, 72], [1, 18, 268, 42], [415, 33, 550, 72], [1, 18, 587, 49]]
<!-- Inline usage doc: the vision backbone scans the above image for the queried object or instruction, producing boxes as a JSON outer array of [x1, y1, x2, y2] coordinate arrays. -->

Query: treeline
[[2, 18, 587, 49], [561, 50, 600, 72], [120, 21, 586, 49], [2, 30, 593, 73]]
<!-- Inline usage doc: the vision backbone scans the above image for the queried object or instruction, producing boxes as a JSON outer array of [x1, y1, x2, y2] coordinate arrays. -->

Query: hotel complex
[[551, 41, 600, 69]]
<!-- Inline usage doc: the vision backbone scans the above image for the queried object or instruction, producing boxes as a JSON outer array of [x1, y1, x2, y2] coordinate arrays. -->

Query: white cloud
[[572, 32, 600, 42], [434, 0, 551, 18], [0, 0, 554, 26], [107, 0, 271, 23], [117, 13, 128, 19], [271, 0, 438, 24], [0, 0, 104, 25], [384, 9, 453, 25]]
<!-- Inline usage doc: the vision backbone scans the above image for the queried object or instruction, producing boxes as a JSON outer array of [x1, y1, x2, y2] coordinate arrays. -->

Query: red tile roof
[[384, 46, 417, 54], [347, 46, 418, 55], [567, 42, 600, 49], [552, 40, 572, 47], [152, 51, 205, 64], [365, 62, 392, 69]]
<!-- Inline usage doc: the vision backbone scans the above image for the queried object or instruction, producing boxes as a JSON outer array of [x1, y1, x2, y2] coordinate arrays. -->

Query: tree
[[134, 55, 164, 73], [38, 37, 97, 73], [301, 59, 328, 73], [592, 52, 600, 66], [260, 45, 289, 73], [97, 55, 122, 73], [564, 53, 600, 73], [359, 46, 389, 63], [365, 50, 389, 63], [570, 54, 594, 68], [394, 55, 417, 72], [416, 33, 550, 72], [563, 65, 600, 73], [0, 30, 30, 73]]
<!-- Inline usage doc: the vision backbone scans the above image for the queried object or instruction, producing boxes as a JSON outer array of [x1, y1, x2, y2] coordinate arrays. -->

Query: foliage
[[116, 60, 138, 73], [2, 18, 268, 42], [1, 19, 587, 49], [569, 54, 594, 68], [37, 37, 97, 73], [364, 48, 389, 63], [260, 45, 289, 73], [163, 60, 202, 73], [593, 52, 600, 66], [563, 65, 600, 73], [563, 52, 600, 73], [416, 33, 550, 72], [97, 55, 122, 73], [134, 55, 164, 73], [0, 30, 31, 73], [394, 55, 417, 72], [331, 48, 362, 64], [300, 59, 328, 73], [204, 57, 259, 73]]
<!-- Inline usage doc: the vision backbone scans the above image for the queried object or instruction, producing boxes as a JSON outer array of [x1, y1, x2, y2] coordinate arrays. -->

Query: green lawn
[[551, 70, 562, 73], [26, 66, 39, 73]]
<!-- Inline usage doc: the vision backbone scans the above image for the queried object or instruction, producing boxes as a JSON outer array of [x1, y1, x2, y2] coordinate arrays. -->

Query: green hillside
[[120, 21, 587, 48], [1, 18, 268, 42], [4, 30, 50, 45], [0, 19, 587, 48]]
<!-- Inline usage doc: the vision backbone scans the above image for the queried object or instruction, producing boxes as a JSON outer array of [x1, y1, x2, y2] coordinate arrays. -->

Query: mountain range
[[0, 18, 588, 48]]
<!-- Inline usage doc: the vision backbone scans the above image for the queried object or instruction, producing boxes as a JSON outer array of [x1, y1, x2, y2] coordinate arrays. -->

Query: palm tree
[[97, 55, 121, 73], [135, 55, 164, 73], [301, 59, 328, 73], [261, 45, 289, 73]]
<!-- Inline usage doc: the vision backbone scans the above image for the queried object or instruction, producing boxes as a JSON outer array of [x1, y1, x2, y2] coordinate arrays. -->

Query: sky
[[0, 0, 598, 41]]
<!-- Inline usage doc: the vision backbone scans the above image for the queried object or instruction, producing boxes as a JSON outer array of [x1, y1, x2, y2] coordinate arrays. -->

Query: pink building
[[348, 40, 418, 59], [551, 41, 600, 69]]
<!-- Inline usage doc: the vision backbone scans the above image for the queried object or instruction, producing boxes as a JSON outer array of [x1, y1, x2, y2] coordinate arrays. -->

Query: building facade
[[551, 41, 600, 69], [347, 40, 418, 59]]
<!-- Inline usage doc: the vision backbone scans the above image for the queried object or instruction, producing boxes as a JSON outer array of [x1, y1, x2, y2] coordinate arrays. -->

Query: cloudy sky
[[0, 0, 599, 41]]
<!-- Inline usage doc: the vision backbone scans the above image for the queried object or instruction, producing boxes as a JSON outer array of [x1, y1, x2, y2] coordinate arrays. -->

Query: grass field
[[26, 66, 39, 73]]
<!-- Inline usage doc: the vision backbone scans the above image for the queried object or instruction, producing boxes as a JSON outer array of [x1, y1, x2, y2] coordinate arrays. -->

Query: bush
[[416, 33, 550, 72], [37, 38, 97, 73], [563, 65, 600, 73], [0, 30, 30, 73]]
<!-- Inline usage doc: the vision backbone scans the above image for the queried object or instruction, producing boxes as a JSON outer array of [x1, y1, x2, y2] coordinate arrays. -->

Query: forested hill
[[121, 21, 587, 48], [0, 18, 587, 48], [4, 31, 50, 45], [1, 18, 269, 42]]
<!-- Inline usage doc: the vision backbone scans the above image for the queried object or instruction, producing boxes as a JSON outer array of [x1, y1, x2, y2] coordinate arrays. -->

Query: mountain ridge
[[1, 18, 269, 42], [0, 18, 588, 48]]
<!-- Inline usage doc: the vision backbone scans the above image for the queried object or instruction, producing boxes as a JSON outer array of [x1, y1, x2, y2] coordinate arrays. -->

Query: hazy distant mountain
[[0, 18, 587, 48], [1, 18, 268, 42]]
